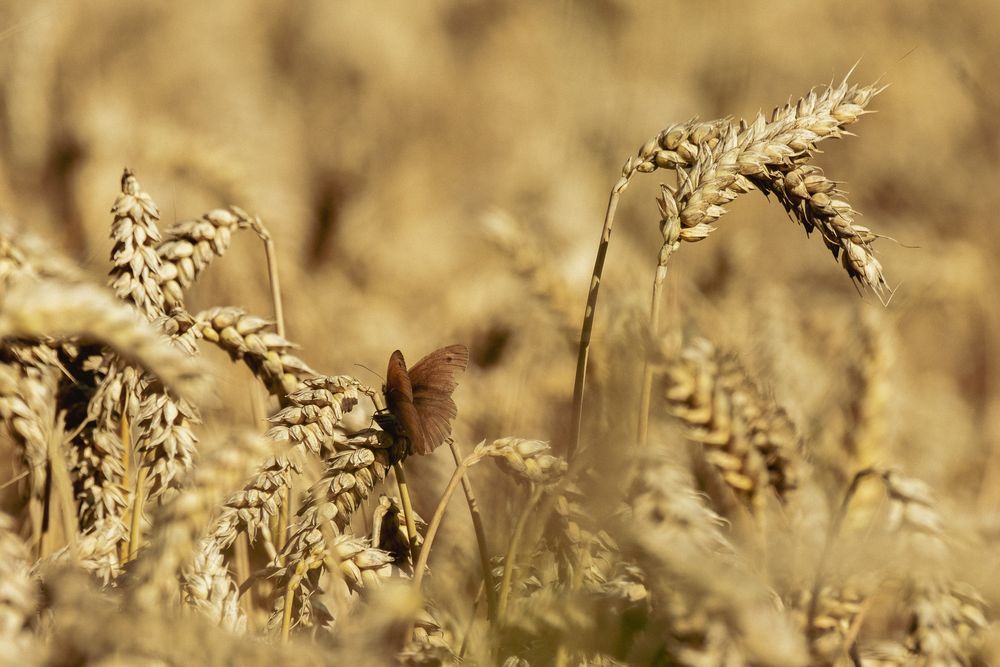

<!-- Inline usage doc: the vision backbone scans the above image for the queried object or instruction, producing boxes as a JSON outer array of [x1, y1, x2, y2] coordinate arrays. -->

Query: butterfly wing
[[408, 344, 469, 455], [385, 349, 425, 455]]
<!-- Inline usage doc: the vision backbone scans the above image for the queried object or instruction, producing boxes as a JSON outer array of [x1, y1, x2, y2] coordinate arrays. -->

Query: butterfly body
[[381, 344, 469, 456]]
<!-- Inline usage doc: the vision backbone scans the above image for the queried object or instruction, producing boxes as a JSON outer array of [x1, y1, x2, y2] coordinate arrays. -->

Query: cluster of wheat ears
[[0, 74, 991, 666]]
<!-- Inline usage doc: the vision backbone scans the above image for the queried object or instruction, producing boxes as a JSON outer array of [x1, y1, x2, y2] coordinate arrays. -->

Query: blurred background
[[0, 1, 996, 521]]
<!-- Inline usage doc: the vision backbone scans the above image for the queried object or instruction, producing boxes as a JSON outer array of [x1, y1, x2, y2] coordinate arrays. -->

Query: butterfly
[[377, 344, 469, 456]]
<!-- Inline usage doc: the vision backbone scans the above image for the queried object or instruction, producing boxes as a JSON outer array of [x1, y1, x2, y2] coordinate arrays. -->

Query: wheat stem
[[412, 451, 481, 596], [569, 174, 632, 460], [262, 235, 286, 340], [393, 462, 420, 564], [637, 266, 668, 447], [259, 231, 293, 553], [280, 560, 307, 642], [448, 438, 496, 620]]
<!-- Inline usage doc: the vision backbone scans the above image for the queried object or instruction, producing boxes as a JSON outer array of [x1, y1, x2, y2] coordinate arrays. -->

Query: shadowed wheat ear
[[662, 337, 801, 517]]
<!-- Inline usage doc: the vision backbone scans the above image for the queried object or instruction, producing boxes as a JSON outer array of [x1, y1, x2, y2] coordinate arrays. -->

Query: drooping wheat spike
[[157, 206, 263, 311], [753, 162, 885, 293], [182, 306, 317, 398], [633, 77, 878, 182], [0, 512, 37, 664], [109, 169, 167, 321], [662, 338, 801, 515], [648, 79, 884, 292], [655, 120, 886, 297]]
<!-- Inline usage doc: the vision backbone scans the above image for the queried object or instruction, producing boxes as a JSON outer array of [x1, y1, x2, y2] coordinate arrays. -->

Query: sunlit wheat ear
[[184, 375, 368, 607], [0, 281, 201, 397], [157, 206, 264, 311], [110, 169, 167, 321], [573, 76, 884, 459], [182, 306, 317, 398], [0, 221, 82, 286], [43, 517, 125, 585], [787, 585, 867, 661], [483, 438, 567, 487]]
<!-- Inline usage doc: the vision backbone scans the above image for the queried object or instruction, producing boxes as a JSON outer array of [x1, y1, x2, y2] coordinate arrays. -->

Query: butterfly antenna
[[354, 363, 385, 384]]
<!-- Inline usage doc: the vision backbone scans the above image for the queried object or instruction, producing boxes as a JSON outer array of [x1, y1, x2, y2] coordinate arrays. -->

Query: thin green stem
[[569, 174, 633, 462]]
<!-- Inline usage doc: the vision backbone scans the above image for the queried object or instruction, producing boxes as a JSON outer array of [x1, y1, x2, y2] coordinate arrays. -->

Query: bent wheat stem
[[569, 174, 633, 460], [448, 438, 496, 620], [412, 451, 480, 596]]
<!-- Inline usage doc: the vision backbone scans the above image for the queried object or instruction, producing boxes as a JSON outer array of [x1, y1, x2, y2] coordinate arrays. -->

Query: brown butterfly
[[379, 344, 469, 456]]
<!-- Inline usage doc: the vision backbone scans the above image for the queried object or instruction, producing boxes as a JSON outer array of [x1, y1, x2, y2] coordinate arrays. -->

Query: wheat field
[[0, 2, 997, 666]]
